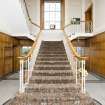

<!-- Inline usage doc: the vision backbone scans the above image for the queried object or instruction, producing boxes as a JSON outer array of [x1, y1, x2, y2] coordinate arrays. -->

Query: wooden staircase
[[6, 41, 96, 105]]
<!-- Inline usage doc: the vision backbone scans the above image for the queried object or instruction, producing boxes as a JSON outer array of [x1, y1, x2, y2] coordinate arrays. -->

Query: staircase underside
[[5, 41, 96, 105]]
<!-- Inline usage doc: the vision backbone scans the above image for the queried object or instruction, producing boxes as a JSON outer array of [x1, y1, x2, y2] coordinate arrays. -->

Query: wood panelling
[[72, 32, 105, 77], [71, 39, 87, 47], [85, 5, 93, 21], [61, 0, 65, 29], [0, 32, 20, 77], [86, 32, 105, 77], [0, 32, 33, 78], [40, 0, 44, 29], [19, 39, 33, 46]]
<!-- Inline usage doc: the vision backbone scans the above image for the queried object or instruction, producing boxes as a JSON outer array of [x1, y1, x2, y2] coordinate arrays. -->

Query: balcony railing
[[64, 21, 93, 35]]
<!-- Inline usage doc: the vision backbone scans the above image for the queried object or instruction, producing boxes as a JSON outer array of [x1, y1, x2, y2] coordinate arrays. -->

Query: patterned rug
[[3, 98, 102, 105]]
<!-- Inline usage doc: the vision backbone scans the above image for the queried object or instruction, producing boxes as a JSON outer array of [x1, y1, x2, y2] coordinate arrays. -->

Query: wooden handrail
[[63, 30, 88, 60], [18, 31, 41, 60], [23, 0, 40, 28]]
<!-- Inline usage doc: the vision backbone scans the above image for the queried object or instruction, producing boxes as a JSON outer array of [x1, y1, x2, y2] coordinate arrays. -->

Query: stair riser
[[35, 62, 69, 65], [41, 43, 64, 45], [34, 67, 71, 70], [34, 65, 70, 67], [32, 71, 73, 74], [30, 76, 74, 81], [26, 89, 80, 95], [37, 54, 67, 57], [40, 48, 65, 52], [39, 52, 66, 54], [36, 58, 68, 61], [39, 47, 65, 49]]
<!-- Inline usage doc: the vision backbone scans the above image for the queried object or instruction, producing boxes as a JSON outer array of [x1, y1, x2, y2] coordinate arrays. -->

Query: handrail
[[23, 0, 40, 28], [63, 30, 88, 93], [64, 23, 71, 28], [63, 30, 88, 60], [19, 31, 41, 93], [18, 31, 41, 60], [64, 20, 92, 28]]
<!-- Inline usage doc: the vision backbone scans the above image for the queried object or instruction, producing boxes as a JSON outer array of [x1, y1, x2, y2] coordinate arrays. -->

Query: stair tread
[[30, 76, 75, 80], [29, 79, 75, 84], [27, 83, 80, 89], [34, 67, 71, 70], [32, 70, 73, 74], [34, 65, 70, 67], [32, 72, 73, 76]]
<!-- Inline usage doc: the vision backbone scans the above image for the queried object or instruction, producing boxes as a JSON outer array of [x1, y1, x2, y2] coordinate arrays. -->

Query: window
[[44, 2, 61, 29]]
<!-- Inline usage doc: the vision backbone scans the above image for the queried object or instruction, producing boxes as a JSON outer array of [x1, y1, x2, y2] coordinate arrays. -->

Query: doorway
[[85, 5, 93, 32]]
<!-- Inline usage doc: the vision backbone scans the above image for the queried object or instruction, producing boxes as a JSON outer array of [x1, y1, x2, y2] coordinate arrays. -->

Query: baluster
[[81, 60, 84, 93], [27, 57, 30, 83], [83, 60, 86, 93], [19, 59, 25, 93], [24, 59, 27, 84], [75, 58, 78, 84], [81, 60, 86, 93]]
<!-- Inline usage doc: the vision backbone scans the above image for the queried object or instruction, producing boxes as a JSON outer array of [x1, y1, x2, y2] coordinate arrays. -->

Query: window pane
[[45, 22, 49, 29], [45, 12, 49, 21], [45, 3, 50, 11], [50, 3, 55, 11], [50, 12, 55, 21], [44, 2, 61, 29], [55, 3, 60, 11], [55, 12, 60, 21], [55, 22, 60, 29], [50, 21, 55, 25]]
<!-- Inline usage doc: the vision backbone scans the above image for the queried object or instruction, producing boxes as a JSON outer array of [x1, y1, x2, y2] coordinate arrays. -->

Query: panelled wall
[[0, 33, 33, 78], [72, 32, 105, 77], [86, 32, 105, 77], [0, 33, 20, 77]]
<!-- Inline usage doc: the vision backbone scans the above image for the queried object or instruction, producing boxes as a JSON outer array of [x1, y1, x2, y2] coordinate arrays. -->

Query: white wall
[[65, 0, 83, 35], [0, 0, 29, 36], [85, 0, 92, 10], [92, 0, 105, 33], [65, 0, 82, 25], [20, 0, 40, 36], [26, 0, 40, 26], [82, 0, 105, 34], [41, 30, 64, 41]]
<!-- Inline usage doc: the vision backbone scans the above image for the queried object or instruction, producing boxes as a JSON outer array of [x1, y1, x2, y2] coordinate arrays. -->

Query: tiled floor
[[86, 73, 105, 105], [0, 72, 105, 105], [0, 80, 19, 105]]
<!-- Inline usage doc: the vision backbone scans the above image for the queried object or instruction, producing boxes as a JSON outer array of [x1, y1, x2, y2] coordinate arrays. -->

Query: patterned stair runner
[[6, 41, 96, 105]]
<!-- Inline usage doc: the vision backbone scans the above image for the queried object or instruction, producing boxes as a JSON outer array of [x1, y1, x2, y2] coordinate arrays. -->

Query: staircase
[[6, 41, 95, 105]]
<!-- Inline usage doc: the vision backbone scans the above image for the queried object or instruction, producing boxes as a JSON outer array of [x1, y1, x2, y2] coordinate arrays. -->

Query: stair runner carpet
[[6, 41, 96, 105]]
